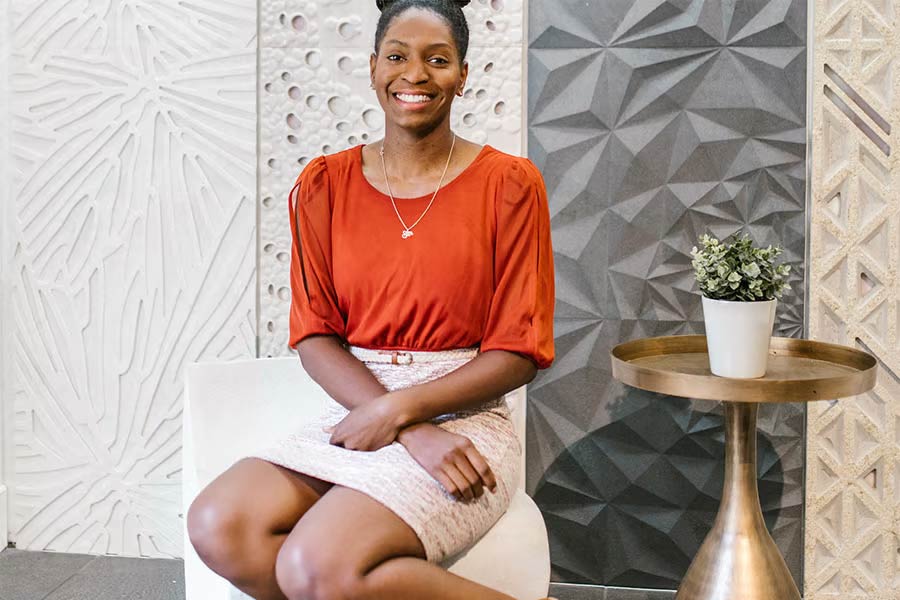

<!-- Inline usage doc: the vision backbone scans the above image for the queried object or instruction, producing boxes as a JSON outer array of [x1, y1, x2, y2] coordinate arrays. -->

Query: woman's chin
[[386, 112, 451, 135]]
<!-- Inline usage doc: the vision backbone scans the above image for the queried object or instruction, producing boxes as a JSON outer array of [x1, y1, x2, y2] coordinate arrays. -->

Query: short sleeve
[[286, 157, 346, 351], [479, 159, 555, 369]]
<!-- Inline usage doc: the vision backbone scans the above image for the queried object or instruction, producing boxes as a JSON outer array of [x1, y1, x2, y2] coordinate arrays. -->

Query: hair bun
[[376, 0, 471, 11]]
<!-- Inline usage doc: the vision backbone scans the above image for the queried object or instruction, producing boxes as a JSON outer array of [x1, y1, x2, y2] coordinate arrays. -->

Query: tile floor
[[0, 548, 184, 600], [0, 548, 679, 600]]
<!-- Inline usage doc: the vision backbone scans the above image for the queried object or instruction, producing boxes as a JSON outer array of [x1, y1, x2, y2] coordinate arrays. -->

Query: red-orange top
[[287, 144, 555, 369]]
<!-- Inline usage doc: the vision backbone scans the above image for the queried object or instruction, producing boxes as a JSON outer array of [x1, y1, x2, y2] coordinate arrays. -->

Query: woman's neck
[[380, 124, 456, 180]]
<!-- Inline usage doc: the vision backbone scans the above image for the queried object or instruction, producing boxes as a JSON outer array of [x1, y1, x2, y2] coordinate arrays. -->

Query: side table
[[610, 335, 877, 600]]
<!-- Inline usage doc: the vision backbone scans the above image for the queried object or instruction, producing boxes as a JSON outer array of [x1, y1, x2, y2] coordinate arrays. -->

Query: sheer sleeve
[[479, 158, 555, 369], [286, 156, 346, 351]]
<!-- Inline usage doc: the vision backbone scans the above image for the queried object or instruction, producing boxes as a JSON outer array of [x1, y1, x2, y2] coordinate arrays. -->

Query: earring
[[370, 81, 375, 89], [457, 87, 464, 96]]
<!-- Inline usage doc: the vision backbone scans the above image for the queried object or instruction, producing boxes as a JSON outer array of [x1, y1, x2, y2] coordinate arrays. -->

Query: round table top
[[610, 335, 877, 403]]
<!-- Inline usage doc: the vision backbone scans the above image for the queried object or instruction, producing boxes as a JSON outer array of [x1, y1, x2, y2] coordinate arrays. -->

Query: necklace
[[379, 134, 456, 239]]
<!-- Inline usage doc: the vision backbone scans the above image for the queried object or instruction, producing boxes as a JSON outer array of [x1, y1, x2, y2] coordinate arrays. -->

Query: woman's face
[[370, 8, 468, 134]]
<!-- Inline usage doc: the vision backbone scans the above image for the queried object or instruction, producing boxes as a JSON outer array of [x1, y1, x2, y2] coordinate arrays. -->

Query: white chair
[[182, 357, 551, 600]]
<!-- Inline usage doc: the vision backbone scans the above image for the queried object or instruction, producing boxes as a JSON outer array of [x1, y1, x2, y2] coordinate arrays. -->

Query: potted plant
[[690, 232, 792, 378]]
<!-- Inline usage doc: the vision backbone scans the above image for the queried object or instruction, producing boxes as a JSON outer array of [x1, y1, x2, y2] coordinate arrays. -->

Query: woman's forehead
[[382, 8, 455, 43]]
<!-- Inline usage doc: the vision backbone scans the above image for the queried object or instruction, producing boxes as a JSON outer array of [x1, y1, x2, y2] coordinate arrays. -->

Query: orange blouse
[[286, 144, 555, 370]]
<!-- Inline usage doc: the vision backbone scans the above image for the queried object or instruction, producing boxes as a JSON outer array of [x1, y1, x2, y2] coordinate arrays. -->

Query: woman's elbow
[[295, 334, 343, 371]]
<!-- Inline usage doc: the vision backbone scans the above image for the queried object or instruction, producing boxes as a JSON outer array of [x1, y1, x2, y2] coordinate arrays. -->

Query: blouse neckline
[[354, 142, 494, 201]]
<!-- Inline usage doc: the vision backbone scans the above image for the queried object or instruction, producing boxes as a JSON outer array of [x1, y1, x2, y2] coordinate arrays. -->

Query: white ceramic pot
[[701, 296, 777, 378]]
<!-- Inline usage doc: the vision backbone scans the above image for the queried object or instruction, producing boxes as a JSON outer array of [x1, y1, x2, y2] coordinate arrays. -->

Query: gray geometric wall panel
[[527, 0, 807, 589]]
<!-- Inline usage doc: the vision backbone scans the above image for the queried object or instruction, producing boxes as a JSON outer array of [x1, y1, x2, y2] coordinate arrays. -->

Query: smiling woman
[[187, 2, 557, 599]]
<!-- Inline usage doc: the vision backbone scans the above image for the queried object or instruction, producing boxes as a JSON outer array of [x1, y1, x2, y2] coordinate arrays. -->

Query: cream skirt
[[248, 345, 521, 563]]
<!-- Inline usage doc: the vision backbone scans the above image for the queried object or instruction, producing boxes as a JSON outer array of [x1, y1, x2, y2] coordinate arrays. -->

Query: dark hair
[[375, 0, 471, 63]]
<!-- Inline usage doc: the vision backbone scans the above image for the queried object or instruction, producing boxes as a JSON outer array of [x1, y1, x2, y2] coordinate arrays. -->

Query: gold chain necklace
[[379, 134, 456, 239]]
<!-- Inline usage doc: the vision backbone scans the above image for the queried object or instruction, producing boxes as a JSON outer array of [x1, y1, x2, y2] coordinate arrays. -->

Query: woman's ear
[[369, 53, 377, 88], [458, 61, 469, 96]]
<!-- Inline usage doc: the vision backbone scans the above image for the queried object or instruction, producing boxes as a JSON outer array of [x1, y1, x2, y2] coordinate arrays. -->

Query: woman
[[187, 1, 556, 599]]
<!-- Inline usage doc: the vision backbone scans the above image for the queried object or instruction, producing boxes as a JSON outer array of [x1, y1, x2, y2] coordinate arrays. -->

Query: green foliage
[[690, 232, 791, 301]]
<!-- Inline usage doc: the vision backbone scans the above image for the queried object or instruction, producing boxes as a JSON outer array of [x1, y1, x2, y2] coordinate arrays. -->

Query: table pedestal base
[[675, 403, 800, 600]]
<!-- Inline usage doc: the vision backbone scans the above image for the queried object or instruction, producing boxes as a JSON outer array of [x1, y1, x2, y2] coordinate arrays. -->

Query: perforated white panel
[[259, 0, 525, 358], [6, 1, 257, 557]]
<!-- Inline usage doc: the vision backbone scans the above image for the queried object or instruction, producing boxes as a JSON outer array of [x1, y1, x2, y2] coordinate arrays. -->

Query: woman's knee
[[186, 493, 254, 580], [275, 540, 364, 600]]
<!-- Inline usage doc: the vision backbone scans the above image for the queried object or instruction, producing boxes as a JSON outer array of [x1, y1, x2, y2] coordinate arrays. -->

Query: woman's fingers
[[442, 463, 474, 501], [433, 471, 460, 500], [463, 446, 497, 493], [453, 453, 484, 499]]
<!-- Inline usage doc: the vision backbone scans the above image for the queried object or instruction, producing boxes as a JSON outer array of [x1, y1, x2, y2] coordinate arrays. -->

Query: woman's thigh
[[188, 457, 333, 547], [275, 486, 425, 596]]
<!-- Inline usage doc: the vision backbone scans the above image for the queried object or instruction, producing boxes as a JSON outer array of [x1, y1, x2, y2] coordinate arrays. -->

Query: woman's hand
[[325, 393, 404, 451], [397, 423, 497, 501]]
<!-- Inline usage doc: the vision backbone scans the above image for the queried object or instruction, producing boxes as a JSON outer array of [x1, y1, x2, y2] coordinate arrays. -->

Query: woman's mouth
[[392, 92, 435, 109]]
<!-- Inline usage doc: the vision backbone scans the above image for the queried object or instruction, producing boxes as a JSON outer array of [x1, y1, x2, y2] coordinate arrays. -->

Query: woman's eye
[[387, 54, 403, 61], [429, 57, 449, 64]]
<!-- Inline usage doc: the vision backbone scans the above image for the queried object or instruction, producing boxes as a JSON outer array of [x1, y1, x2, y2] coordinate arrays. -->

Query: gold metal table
[[610, 335, 877, 600]]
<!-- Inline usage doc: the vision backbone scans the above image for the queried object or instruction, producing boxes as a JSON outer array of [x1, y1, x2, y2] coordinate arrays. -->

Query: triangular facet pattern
[[529, 0, 807, 588]]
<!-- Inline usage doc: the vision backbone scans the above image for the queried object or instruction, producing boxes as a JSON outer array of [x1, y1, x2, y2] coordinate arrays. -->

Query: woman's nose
[[402, 58, 429, 84]]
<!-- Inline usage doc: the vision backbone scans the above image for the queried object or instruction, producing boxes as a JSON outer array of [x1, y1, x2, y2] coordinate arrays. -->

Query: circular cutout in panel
[[328, 95, 350, 117], [362, 108, 384, 129], [305, 50, 321, 67]]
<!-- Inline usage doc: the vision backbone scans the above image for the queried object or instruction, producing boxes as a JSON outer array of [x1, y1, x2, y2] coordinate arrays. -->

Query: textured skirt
[[248, 345, 521, 563]]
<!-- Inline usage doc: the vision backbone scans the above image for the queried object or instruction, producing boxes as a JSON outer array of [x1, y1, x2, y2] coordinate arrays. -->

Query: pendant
[[401, 229, 414, 239]]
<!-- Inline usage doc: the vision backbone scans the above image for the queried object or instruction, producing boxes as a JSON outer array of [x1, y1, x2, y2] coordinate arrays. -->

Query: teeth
[[396, 93, 431, 103]]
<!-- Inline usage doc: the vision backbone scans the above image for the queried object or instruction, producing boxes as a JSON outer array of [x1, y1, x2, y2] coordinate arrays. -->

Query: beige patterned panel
[[808, 0, 900, 597], [258, 0, 526, 358]]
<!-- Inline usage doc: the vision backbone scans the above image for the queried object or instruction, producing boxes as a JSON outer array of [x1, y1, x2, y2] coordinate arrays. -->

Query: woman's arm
[[389, 349, 537, 428], [325, 348, 534, 450], [294, 335, 388, 410], [299, 334, 500, 499]]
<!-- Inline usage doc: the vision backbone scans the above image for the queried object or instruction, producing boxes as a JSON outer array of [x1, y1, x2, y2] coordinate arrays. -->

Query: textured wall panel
[[0, 0, 10, 548], [528, 0, 807, 589], [7, 1, 257, 557], [259, 0, 525, 358], [806, 0, 900, 597]]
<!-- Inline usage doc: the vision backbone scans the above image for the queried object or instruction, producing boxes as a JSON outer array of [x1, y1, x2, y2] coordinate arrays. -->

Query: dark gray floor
[[0, 548, 680, 600], [0, 549, 185, 600], [549, 583, 674, 600]]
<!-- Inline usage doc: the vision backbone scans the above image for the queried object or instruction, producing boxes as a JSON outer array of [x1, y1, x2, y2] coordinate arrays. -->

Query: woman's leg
[[275, 485, 519, 600], [187, 457, 332, 600]]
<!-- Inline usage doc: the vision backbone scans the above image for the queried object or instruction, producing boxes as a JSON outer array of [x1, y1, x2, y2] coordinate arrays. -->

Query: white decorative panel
[[0, 0, 10, 549], [807, 0, 900, 597], [6, 1, 257, 557], [259, 0, 526, 357]]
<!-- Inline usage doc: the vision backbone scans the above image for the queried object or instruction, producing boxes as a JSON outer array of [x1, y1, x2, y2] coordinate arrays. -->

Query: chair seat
[[183, 357, 550, 600], [445, 489, 550, 599]]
